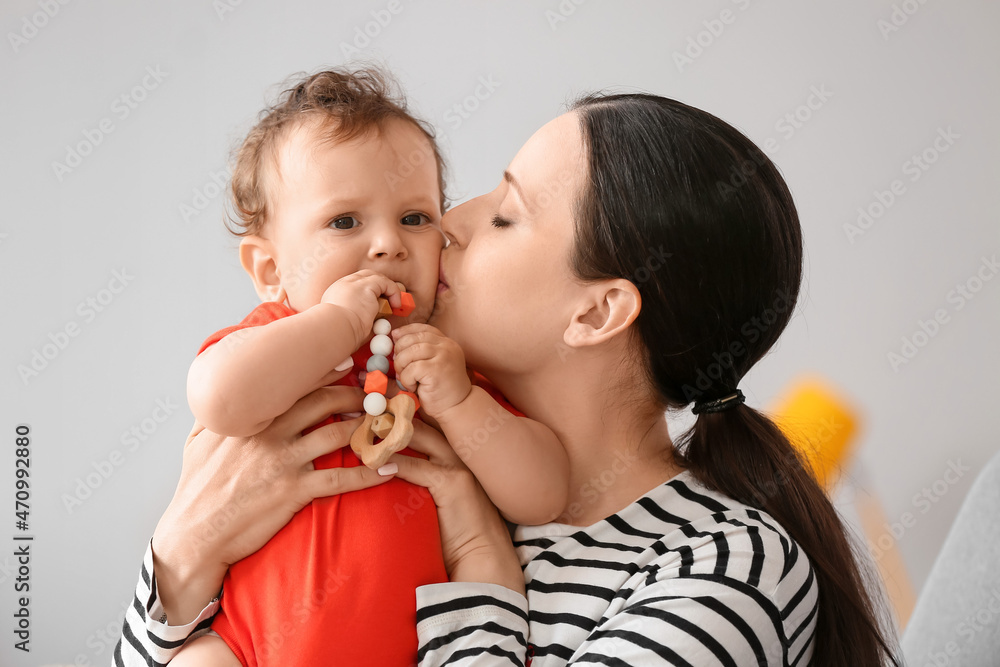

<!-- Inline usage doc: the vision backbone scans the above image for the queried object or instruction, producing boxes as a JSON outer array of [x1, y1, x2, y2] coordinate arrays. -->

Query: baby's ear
[[239, 235, 283, 302], [563, 278, 642, 349]]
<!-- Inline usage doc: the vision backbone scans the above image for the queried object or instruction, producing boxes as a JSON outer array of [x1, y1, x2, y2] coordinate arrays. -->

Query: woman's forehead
[[506, 112, 586, 215]]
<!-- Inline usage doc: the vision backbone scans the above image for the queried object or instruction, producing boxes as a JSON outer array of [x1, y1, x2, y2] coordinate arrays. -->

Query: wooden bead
[[399, 390, 420, 412], [377, 298, 393, 317], [372, 413, 395, 439], [370, 334, 393, 356]]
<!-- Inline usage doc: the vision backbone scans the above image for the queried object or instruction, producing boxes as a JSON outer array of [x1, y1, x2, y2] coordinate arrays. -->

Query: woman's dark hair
[[570, 93, 900, 666]]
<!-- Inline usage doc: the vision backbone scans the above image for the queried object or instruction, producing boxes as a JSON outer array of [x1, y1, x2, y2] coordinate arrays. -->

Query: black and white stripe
[[114, 543, 220, 667], [415, 471, 818, 666], [113, 472, 817, 666]]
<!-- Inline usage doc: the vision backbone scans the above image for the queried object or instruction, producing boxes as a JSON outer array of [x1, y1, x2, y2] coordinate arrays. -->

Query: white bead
[[370, 334, 393, 356], [373, 319, 391, 335], [363, 392, 387, 416]]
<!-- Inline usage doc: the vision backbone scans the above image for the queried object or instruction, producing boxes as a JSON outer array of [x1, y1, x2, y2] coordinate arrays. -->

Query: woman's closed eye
[[491, 214, 514, 229]]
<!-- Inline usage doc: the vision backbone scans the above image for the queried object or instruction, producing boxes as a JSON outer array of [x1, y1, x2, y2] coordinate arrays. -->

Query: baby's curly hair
[[226, 66, 446, 237]]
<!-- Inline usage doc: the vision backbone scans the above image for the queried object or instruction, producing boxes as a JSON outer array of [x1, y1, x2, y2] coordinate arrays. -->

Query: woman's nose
[[440, 196, 483, 248]]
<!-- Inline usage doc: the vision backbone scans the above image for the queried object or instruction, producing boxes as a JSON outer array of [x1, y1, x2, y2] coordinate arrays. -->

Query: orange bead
[[364, 370, 388, 395], [392, 292, 415, 317]]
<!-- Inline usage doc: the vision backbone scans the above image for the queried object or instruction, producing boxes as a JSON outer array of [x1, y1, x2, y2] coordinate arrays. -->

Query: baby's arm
[[188, 271, 404, 436], [392, 325, 569, 525]]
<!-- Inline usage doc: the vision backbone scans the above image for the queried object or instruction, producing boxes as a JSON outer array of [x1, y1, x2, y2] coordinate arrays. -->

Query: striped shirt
[[114, 470, 817, 666], [415, 470, 817, 666]]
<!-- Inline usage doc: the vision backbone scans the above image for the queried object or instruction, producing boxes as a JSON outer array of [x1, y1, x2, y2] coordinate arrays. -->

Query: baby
[[172, 68, 569, 667]]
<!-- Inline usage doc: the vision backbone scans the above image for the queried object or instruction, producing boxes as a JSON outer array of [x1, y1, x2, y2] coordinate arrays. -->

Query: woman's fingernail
[[377, 463, 398, 476], [341, 411, 363, 419], [335, 357, 354, 372]]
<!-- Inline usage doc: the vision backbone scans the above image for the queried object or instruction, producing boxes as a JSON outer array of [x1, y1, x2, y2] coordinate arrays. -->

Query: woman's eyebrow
[[503, 170, 525, 202]]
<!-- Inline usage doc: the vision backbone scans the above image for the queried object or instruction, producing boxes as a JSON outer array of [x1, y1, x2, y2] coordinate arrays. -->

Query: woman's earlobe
[[563, 279, 642, 348]]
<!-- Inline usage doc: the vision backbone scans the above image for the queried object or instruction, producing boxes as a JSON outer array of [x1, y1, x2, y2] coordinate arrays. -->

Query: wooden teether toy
[[350, 287, 420, 469]]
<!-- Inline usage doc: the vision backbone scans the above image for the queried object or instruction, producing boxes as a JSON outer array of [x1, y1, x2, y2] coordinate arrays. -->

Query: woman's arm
[[115, 386, 394, 665]]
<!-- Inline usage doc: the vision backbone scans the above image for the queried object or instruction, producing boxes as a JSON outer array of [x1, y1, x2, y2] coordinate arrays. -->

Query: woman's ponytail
[[571, 93, 901, 666], [681, 405, 898, 666]]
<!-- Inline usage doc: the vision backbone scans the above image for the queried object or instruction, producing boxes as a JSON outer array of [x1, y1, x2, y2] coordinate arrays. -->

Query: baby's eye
[[401, 214, 428, 227], [329, 216, 360, 230]]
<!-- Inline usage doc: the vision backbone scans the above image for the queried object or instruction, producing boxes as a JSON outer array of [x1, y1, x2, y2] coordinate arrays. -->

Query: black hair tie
[[692, 389, 745, 415]]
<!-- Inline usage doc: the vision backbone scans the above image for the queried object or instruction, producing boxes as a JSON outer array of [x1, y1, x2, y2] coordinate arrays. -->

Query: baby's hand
[[320, 270, 403, 345], [391, 324, 473, 419]]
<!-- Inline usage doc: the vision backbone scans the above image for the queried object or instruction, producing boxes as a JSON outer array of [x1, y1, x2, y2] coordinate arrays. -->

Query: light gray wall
[[2, 1, 997, 664]]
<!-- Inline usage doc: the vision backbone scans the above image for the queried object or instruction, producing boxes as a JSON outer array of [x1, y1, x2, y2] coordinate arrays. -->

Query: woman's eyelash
[[491, 214, 513, 229]]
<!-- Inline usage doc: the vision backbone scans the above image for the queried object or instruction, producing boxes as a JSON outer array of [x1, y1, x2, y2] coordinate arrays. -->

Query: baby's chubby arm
[[187, 271, 404, 437], [392, 324, 569, 526]]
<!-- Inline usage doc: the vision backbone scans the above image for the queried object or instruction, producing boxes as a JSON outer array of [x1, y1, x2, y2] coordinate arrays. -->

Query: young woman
[[116, 93, 900, 666]]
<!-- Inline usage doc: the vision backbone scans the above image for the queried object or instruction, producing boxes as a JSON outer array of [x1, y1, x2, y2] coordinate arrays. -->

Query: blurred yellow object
[[769, 376, 915, 629], [770, 377, 857, 490]]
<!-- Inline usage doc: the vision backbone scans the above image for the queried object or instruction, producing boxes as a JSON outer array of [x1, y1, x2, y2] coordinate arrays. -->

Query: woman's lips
[[438, 259, 450, 293]]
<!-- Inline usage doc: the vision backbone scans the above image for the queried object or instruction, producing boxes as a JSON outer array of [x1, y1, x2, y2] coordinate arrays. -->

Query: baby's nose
[[368, 226, 407, 259]]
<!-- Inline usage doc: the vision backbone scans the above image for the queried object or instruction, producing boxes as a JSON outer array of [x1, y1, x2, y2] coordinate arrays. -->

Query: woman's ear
[[239, 235, 284, 303], [563, 278, 642, 348]]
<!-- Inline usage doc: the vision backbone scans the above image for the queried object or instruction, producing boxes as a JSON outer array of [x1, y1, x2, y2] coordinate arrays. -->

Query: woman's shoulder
[[650, 471, 815, 594], [518, 468, 818, 628]]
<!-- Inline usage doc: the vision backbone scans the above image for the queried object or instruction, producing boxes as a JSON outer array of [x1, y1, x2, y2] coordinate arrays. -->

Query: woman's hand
[[387, 421, 526, 596], [151, 385, 393, 624]]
